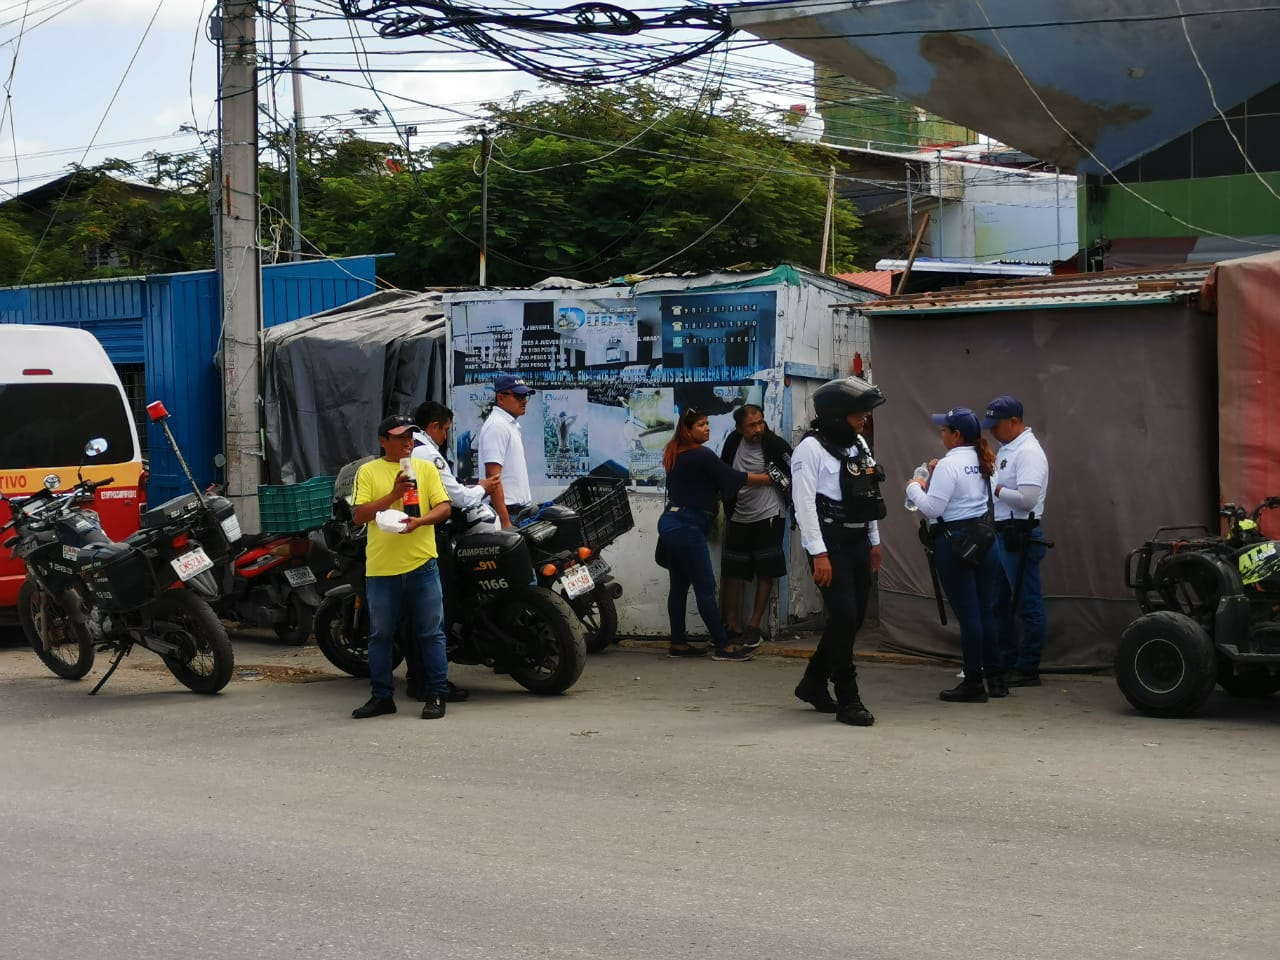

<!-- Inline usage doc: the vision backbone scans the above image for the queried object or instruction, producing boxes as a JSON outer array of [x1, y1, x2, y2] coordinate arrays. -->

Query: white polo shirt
[[412, 433, 487, 509], [993, 428, 1048, 521], [791, 434, 881, 556], [907, 445, 992, 523], [477, 406, 532, 506]]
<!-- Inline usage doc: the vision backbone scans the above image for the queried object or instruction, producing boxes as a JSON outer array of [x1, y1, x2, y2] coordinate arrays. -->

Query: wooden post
[[894, 212, 931, 296]]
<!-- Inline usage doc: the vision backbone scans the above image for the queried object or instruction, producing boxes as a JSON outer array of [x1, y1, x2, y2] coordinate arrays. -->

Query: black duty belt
[[933, 516, 984, 536], [995, 518, 1040, 531]]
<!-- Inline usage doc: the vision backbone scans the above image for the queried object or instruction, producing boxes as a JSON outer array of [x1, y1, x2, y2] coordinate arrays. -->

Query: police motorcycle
[[513, 476, 633, 654], [1, 402, 239, 694], [1119, 497, 1280, 717], [313, 459, 587, 695]]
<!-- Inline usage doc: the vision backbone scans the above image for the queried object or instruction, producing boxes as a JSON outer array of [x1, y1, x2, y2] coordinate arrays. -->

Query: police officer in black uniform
[[789, 377, 888, 726]]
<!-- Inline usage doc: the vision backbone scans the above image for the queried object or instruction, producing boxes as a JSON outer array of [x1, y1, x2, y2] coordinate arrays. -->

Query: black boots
[[794, 674, 838, 713], [939, 678, 989, 703], [987, 673, 1010, 698], [833, 678, 875, 726], [1006, 671, 1042, 687], [835, 697, 875, 726]]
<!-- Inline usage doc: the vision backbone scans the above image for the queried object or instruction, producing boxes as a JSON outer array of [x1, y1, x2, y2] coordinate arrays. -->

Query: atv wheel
[[1115, 611, 1216, 718]]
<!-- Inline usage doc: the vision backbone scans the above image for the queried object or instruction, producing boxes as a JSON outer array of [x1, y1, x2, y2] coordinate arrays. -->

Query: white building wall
[[928, 162, 1078, 264]]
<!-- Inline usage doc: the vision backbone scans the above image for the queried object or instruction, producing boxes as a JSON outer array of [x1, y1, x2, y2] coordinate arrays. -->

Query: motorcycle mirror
[[83, 437, 109, 458], [213, 453, 227, 468]]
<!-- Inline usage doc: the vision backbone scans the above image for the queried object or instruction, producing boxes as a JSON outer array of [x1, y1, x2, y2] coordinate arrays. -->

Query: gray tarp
[[868, 301, 1217, 670], [262, 290, 446, 483]]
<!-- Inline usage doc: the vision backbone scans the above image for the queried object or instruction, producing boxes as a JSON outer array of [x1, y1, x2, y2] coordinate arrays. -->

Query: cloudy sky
[[0, 0, 814, 195]]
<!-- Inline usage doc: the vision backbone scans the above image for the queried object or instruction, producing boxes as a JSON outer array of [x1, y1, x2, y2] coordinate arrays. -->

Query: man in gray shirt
[[719, 404, 792, 648]]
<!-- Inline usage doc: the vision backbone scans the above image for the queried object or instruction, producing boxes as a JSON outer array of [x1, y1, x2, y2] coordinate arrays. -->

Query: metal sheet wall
[[0, 255, 382, 502], [0, 279, 145, 363]]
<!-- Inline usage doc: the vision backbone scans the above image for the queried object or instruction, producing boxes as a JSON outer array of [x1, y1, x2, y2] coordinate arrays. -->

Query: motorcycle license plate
[[560, 564, 595, 599], [171, 547, 213, 581], [220, 515, 242, 543], [283, 566, 317, 587], [587, 558, 610, 580]]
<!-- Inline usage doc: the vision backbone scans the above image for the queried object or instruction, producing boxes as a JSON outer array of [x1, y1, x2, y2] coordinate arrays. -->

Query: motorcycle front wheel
[[500, 588, 587, 695], [314, 592, 405, 678], [574, 585, 619, 654], [18, 580, 95, 680], [273, 592, 315, 646], [151, 591, 235, 694]]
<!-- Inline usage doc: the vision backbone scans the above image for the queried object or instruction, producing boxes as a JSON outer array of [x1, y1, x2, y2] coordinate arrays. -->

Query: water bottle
[[400, 457, 421, 518], [904, 463, 930, 511]]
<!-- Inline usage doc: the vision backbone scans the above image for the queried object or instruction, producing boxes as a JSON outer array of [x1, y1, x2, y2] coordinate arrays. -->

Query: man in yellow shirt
[[351, 415, 452, 719]]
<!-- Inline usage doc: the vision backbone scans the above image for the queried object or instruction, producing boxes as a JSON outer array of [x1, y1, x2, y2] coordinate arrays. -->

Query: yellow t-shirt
[[353, 457, 450, 577]]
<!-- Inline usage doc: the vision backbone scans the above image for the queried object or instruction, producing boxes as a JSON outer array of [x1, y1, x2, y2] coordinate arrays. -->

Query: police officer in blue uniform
[[790, 377, 887, 726]]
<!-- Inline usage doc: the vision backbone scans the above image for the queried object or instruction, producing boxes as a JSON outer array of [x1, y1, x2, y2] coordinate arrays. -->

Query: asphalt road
[[1, 635, 1278, 960]]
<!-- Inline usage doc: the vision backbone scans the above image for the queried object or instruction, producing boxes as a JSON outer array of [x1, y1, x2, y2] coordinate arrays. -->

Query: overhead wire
[[1174, 0, 1280, 204]]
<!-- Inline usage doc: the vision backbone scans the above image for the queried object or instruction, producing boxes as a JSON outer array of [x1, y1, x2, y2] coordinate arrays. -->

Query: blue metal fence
[[0, 256, 381, 502]]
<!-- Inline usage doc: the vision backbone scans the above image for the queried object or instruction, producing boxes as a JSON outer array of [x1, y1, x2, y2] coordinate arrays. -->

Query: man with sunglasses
[[477, 374, 536, 528]]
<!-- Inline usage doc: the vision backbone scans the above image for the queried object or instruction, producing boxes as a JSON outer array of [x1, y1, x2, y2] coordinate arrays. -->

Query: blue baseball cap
[[931, 407, 981, 442], [494, 374, 536, 396], [980, 395, 1024, 429]]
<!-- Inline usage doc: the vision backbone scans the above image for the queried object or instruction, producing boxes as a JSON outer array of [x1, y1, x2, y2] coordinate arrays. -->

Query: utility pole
[[286, 0, 304, 262], [818, 164, 836, 274], [218, 2, 263, 532], [479, 128, 491, 286]]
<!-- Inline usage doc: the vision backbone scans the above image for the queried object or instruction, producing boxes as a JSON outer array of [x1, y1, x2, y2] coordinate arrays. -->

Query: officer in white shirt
[[790, 376, 886, 727], [981, 395, 1050, 687], [476, 374, 535, 528], [906, 407, 1004, 703], [413, 400, 501, 515]]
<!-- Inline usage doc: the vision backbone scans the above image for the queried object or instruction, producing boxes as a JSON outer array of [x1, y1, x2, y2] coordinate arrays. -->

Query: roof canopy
[[731, 0, 1280, 173]]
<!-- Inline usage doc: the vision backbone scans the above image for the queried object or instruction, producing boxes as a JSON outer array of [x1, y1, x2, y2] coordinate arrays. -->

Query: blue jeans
[[365, 559, 448, 701], [657, 508, 729, 648], [933, 530, 1002, 682], [994, 530, 1048, 672]]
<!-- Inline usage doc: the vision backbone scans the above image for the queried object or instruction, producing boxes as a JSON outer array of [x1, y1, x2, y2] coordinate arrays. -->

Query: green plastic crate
[[257, 476, 337, 532]]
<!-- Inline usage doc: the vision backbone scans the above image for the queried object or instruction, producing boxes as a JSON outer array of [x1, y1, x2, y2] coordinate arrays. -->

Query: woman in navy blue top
[[659, 408, 772, 661]]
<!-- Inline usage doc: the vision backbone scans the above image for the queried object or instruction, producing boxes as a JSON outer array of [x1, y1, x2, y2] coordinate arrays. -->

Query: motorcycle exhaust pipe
[[606, 582, 623, 600]]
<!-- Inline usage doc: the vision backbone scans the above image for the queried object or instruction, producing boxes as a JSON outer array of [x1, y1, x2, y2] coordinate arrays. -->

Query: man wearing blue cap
[[981, 396, 1050, 686], [477, 374, 536, 528]]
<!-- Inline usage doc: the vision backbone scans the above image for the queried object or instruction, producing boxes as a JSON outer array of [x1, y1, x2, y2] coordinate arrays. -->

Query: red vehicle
[[210, 517, 322, 645], [0, 326, 145, 611]]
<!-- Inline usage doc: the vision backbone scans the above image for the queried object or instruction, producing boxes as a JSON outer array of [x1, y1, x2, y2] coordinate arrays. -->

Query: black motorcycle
[[515, 477, 632, 654], [2, 406, 239, 694], [313, 461, 587, 695]]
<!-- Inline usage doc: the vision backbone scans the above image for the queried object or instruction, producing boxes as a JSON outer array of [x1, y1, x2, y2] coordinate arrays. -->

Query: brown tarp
[[868, 302, 1217, 670], [1202, 252, 1280, 539]]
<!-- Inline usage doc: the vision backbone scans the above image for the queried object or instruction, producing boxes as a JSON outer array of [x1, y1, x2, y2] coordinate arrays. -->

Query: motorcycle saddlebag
[[77, 541, 158, 611], [520, 503, 583, 555], [453, 529, 534, 590]]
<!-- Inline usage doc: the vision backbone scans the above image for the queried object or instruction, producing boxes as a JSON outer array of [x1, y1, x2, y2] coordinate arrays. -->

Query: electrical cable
[[1175, 0, 1280, 204]]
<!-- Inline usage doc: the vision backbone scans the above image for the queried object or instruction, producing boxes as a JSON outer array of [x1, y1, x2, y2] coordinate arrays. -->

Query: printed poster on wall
[[450, 290, 777, 490]]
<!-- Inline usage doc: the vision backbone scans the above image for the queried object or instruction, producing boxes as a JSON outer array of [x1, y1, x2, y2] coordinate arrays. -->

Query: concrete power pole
[[286, 0, 304, 262], [218, 2, 263, 532]]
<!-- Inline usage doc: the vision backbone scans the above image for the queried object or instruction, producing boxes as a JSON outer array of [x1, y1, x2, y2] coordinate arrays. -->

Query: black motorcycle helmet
[[811, 376, 885, 446]]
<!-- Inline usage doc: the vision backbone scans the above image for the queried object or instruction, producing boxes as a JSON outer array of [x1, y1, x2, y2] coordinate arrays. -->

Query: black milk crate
[[553, 477, 634, 551]]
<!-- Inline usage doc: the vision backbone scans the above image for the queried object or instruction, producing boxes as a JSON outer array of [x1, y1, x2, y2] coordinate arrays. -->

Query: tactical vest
[[804, 431, 887, 524]]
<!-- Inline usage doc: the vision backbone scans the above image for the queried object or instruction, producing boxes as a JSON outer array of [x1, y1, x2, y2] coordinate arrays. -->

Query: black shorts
[[722, 516, 788, 581]]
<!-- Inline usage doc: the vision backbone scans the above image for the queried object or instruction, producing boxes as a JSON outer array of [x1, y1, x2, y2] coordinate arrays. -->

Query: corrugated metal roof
[[834, 270, 897, 297], [851, 264, 1211, 315]]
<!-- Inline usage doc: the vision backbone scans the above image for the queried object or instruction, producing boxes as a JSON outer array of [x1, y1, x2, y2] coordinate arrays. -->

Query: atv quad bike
[[1119, 498, 1280, 717]]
